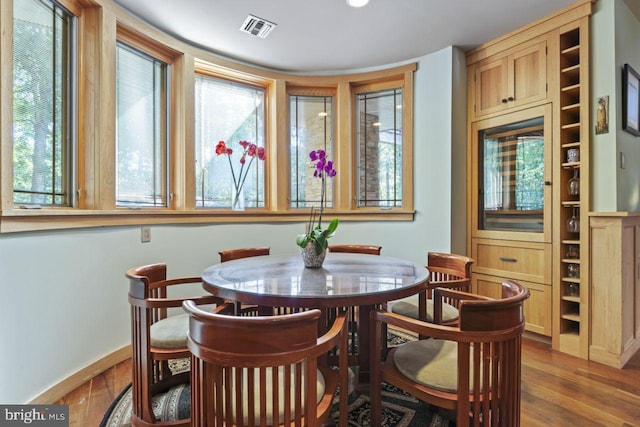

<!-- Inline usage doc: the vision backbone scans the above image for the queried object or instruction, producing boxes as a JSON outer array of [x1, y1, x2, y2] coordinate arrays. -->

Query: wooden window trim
[[350, 73, 414, 213], [0, 0, 416, 233]]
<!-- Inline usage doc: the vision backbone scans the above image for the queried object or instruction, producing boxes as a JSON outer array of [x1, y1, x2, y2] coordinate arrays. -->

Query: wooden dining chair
[[327, 244, 382, 363], [127, 263, 225, 426], [391, 252, 473, 325], [328, 244, 382, 255], [370, 280, 529, 426], [184, 301, 349, 427], [219, 246, 270, 316]]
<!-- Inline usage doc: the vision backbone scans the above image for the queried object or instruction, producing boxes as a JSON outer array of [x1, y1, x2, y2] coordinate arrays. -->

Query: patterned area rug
[[101, 332, 455, 427]]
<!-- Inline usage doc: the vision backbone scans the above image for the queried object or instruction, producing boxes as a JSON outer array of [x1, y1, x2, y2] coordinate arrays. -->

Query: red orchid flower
[[215, 140, 266, 209]]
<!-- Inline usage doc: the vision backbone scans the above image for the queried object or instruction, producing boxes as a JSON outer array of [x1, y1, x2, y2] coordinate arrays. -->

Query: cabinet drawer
[[472, 238, 551, 284]]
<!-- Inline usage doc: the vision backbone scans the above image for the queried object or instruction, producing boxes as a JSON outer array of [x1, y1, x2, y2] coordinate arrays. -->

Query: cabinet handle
[[500, 257, 517, 263], [501, 98, 508, 104], [508, 96, 514, 101], [544, 181, 552, 186]]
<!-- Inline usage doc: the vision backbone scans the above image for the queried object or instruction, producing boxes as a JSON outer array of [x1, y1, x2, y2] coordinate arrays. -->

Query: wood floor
[[56, 338, 640, 426]]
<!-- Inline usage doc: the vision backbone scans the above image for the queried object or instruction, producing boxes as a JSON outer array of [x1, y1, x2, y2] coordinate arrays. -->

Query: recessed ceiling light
[[346, 0, 369, 7]]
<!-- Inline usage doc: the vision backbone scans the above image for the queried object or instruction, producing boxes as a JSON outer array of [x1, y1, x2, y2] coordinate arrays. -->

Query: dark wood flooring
[[55, 339, 640, 426]]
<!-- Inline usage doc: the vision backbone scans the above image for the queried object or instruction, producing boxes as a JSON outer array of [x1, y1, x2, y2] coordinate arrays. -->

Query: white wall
[[591, 0, 640, 212], [0, 46, 466, 404], [614, 0, 640, 211]]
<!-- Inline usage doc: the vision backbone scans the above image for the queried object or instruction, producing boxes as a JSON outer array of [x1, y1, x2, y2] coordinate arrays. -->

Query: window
[[355, 88, 403, 207], [479, 116, 545, 232], [289, 95, 334, 209], [13, 0, 76, 206], [194, 75, 265, 208], [116, 42, 169, 207]]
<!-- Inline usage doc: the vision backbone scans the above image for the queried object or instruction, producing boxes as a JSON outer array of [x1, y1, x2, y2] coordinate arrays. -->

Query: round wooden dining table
[[201, 252, 430, 382]]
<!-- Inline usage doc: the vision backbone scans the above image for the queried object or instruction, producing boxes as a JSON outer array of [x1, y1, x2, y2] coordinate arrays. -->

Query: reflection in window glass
[[356, 88, 403, 207], [116, 43, 168, 207], [13, 0, 75, 206], [195, 76, 265, 208], [480, 117, 545, 232], [290, 95, 334, 209]]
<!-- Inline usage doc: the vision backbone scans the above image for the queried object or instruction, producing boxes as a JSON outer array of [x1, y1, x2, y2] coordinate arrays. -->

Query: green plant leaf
[[326, 218, 339, 234], [296, 234, 310, 248]]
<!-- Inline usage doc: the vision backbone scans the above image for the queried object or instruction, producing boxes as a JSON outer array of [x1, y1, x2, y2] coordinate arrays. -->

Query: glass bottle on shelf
[[565, 244, 580, 259], [567, 207, 579, 234], [567, 283, 579, 296], [567, 263, 580, 278], [568, 168, 579, 197]]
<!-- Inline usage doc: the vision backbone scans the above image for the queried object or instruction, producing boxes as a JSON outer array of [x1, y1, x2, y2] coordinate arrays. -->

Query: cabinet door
[[474, 56, 509, 117], [470, 104, 553, 243], [473, 40, 547, 118], [474, 273, 552, 336], [511, 41, 547, 109]]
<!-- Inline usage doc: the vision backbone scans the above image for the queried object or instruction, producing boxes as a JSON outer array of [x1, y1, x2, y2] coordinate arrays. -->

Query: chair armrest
[[428, 277, 471, 290], [371, 309, 461, 341], [432, 287, 492, 324], [432, 287, 489, 302], [317, 312, 348, 354], [150, 277, 203, 289], [143, 295, 224, 309]]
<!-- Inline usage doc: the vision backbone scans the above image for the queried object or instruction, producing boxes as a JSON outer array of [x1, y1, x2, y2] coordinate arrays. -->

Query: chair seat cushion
[[230, 366, 326, 425], [150, 313, 189, 349], [393, 338, 465, 393], [391, 299, 459, 323]]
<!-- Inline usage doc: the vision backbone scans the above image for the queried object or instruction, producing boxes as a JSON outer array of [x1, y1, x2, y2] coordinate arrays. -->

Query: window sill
[[0, 208, 415, 233]]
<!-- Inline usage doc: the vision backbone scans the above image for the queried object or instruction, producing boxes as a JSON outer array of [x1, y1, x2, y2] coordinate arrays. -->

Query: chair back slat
[[425, 253, 474, 317], [184, 302, 348, 427]]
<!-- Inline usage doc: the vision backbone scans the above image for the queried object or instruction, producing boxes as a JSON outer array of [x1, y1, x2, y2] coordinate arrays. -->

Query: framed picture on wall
[[622, 63, 640, 137]]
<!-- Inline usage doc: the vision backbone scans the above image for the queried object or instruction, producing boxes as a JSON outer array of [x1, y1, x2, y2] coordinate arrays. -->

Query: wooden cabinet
[[472, 40, 547, 118], [467, 2, 593, 347], [589, 215, 640, 368]]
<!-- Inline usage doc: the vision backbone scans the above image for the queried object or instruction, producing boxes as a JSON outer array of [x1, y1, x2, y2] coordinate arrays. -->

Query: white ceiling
[[113, 0, 577, 73]]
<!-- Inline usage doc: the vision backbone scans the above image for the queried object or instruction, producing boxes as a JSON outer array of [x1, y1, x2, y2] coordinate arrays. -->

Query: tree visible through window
[[116, 42, 168, 207], [356, 88, 403, 208], [194, 75, 265, 208], [13, 0, 75, 206]]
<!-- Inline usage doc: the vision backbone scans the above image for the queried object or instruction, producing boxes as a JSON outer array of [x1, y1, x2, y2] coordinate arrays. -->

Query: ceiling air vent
[[240, 14, 277, 39]]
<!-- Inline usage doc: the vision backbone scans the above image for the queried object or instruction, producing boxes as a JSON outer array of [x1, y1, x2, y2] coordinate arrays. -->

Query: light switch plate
[[141, 226, 151, 243]]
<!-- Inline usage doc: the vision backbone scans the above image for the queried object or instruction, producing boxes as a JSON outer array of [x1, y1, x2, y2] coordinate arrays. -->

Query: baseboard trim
[[29, 345, 131, 404]]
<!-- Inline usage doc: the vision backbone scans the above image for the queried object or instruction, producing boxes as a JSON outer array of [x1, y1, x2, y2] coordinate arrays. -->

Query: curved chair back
[[127, 263, 223, 426], [371, 280, 529, 427], [184, 301, 348, 426], [218, 246, 270, 262], [427, 251, 473, 289], [328, 244, 382, 255]]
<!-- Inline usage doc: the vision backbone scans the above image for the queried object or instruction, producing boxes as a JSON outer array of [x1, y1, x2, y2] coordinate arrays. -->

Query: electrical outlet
[[141, 226, 151, 243]]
